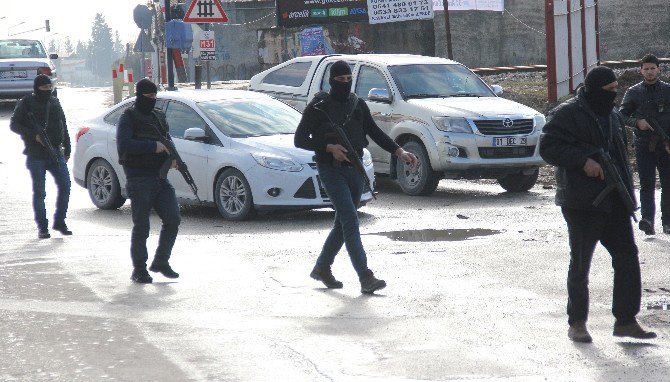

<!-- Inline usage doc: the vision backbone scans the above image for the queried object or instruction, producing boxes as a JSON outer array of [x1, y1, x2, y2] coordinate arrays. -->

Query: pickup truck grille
[[473, 119, 534, 135], [478, 146, 535, 159]]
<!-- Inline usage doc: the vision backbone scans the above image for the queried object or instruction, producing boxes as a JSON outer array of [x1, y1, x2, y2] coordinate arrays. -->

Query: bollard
[[112, 67, 122, 104], [194, 65, 202, 89], [127, 70, 134, 97]]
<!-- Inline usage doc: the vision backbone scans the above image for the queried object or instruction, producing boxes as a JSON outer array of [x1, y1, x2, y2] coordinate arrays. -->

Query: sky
[[2, 0, 147, 48]]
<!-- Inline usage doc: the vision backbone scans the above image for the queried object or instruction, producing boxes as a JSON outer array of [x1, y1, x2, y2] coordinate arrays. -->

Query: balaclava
[[583, 66, 618, 116], [329, 60, 352, 103], [33, 74, 52, 102], [135, 78, 158, 114]]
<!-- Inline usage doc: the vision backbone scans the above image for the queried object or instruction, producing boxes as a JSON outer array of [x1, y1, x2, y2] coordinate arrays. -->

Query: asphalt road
[[1, 87, 669, 381]]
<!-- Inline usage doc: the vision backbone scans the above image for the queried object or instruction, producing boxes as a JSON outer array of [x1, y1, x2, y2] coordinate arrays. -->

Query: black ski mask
[[135, 78, 158, 114], [583, 66, 618, 116], [33, 74, 52, 102], [328, 60, 352, 103]]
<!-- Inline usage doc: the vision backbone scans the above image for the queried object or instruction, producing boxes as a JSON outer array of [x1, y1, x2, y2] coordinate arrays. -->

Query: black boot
[[310, 266, 343, 289], [360, 270, 386, 294], [52, 222, 73, 235], [149, 260, 179, 279], [38, 229, 50, 239], [130, 268, 153, 284]]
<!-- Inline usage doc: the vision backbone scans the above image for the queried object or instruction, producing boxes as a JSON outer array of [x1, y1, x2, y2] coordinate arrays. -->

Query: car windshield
[[197, 97, 301, 138], [388, 64, 494, 99], [0, 39, 47, 59]]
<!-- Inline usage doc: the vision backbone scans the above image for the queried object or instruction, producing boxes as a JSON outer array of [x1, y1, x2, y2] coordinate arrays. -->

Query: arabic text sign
[[432, 0, 504, 11], [368, 0, 433, 24]]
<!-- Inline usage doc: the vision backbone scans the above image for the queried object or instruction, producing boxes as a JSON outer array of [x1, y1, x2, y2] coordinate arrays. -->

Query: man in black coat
[[117, 79, 180, 284], [10, 75, 72, 239], [540, 66, 656, 342], [295, 60, 417, 294], [619, 54, 670, 235]]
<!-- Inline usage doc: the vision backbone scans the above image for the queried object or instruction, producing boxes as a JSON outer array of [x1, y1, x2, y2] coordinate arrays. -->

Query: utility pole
[[442, 0, 453, 60], [165, 0, 176, 90]]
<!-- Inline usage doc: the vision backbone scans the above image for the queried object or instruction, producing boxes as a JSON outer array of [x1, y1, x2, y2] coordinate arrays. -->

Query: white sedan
[[72, 89, 375, 220]]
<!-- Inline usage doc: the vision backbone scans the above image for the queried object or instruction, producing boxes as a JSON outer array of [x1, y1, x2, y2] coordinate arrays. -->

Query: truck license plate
[[492, 136, 527, 146]]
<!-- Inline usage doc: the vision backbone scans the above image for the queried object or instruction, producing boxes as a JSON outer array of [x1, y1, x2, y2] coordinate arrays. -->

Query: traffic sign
[[183, 0, 229, 23]]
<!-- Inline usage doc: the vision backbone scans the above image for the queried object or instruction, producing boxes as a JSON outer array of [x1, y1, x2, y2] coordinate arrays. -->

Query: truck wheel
[[497, 168, 539, 192], [396, 140, 441, 196], [215, 168, 256, 221], [87, 159, 125, 209]]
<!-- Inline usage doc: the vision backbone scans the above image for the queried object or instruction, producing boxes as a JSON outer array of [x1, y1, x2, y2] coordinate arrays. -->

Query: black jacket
[[294, 92, 399, 163], [116, 106, 171, 178], [540, 88, 634, 212], [9, 94, 70, 159], [619, 80, 670, 146]]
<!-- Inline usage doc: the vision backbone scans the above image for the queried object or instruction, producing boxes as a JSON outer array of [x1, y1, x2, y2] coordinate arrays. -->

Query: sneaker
[[663, 225, 670, 234], [310, 266, 343, 289], [52, 223, 72, 236], [359, 270, 386, 294], [638, 219, 655, 235], [613, 320, 657, 339], [568, 321, 592, 343], [130, 268, 153, 284], [149, 262, 179, 279], [38, 229, 50, 239]]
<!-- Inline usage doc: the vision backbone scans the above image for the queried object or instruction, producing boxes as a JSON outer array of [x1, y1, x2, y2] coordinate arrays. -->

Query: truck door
[[353, 65, 394, 173]]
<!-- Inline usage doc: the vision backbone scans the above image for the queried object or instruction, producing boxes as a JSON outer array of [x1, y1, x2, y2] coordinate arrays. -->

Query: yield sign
[[183, 0, 229, 23]]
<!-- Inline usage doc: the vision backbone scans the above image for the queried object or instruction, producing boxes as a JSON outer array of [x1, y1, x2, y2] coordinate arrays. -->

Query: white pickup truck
[[249, 54, 546, 196]]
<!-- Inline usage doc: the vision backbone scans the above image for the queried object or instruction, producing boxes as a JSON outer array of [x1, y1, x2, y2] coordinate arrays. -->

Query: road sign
[[199, 31, 216, 60], [183, 0, 229, 23]]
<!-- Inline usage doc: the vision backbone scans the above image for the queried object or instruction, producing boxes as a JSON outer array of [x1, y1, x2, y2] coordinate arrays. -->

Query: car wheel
[[396, 140, 441, 196], [497, 168, 539, 192], [87, 159, 125, 209], [214, 168, 256, 221]]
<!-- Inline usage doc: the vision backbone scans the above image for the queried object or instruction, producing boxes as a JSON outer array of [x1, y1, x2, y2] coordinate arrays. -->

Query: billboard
[[432, 0, 504, 11], [276, 0, 369, 28]]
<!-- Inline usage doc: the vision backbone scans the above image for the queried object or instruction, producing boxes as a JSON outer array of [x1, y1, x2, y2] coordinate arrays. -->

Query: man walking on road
[[540, 66, 656, 343], [117, 79, 180, 284], [620, 54, 670, 235], [10, 74, 72, 239], [295, 60, 417, 294]]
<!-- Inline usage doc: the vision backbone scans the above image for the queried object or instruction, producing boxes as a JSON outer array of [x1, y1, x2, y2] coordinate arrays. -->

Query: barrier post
[[112, 66, 122, 104], [194, 65, 202, 89], [127, 70, 135, 97]]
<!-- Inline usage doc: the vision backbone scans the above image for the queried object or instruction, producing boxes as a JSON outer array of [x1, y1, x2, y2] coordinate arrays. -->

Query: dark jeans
[[315, 163, 368, 278], [561, 198, 641, 326], [635, 143, 670, 225], [26, 155, 70, 230], [127, 177, 181, 269]]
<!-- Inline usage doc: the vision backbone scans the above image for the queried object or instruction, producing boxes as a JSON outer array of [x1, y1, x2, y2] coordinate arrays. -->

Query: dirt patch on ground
[[481, 66, 670, 188]]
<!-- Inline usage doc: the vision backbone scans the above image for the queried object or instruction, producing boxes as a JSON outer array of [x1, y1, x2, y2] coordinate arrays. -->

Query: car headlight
[[533, 114, 546, 130], [432, 117, 473, 133], [251, 154, 303, 172], [362, 150, 373, 167]]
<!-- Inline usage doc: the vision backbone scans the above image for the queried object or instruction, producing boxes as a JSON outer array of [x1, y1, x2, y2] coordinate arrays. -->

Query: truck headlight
[[251, 154, 303, 172], [432, 117, 473, 133], [533, 114, 546, 130]]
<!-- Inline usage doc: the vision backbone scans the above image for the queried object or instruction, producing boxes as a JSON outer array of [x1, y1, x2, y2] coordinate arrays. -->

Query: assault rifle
[[151, 113, 201, 203], [27, 99, 61, 168], [591, 148, 637, 221], [313, 97, 376, 200], [646, 116, 670, 153]]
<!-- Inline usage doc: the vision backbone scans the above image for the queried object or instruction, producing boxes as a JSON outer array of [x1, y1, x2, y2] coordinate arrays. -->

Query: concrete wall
[[433, 0, 670, 68], [200, 0, 670, 80]]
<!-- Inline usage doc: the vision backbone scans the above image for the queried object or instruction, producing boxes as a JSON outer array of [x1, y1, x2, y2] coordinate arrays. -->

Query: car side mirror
[[368, 88, 391, 103], [184, 127, 209, 142], [491, 85, 503, 96], [49, 53, 59, 60]]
